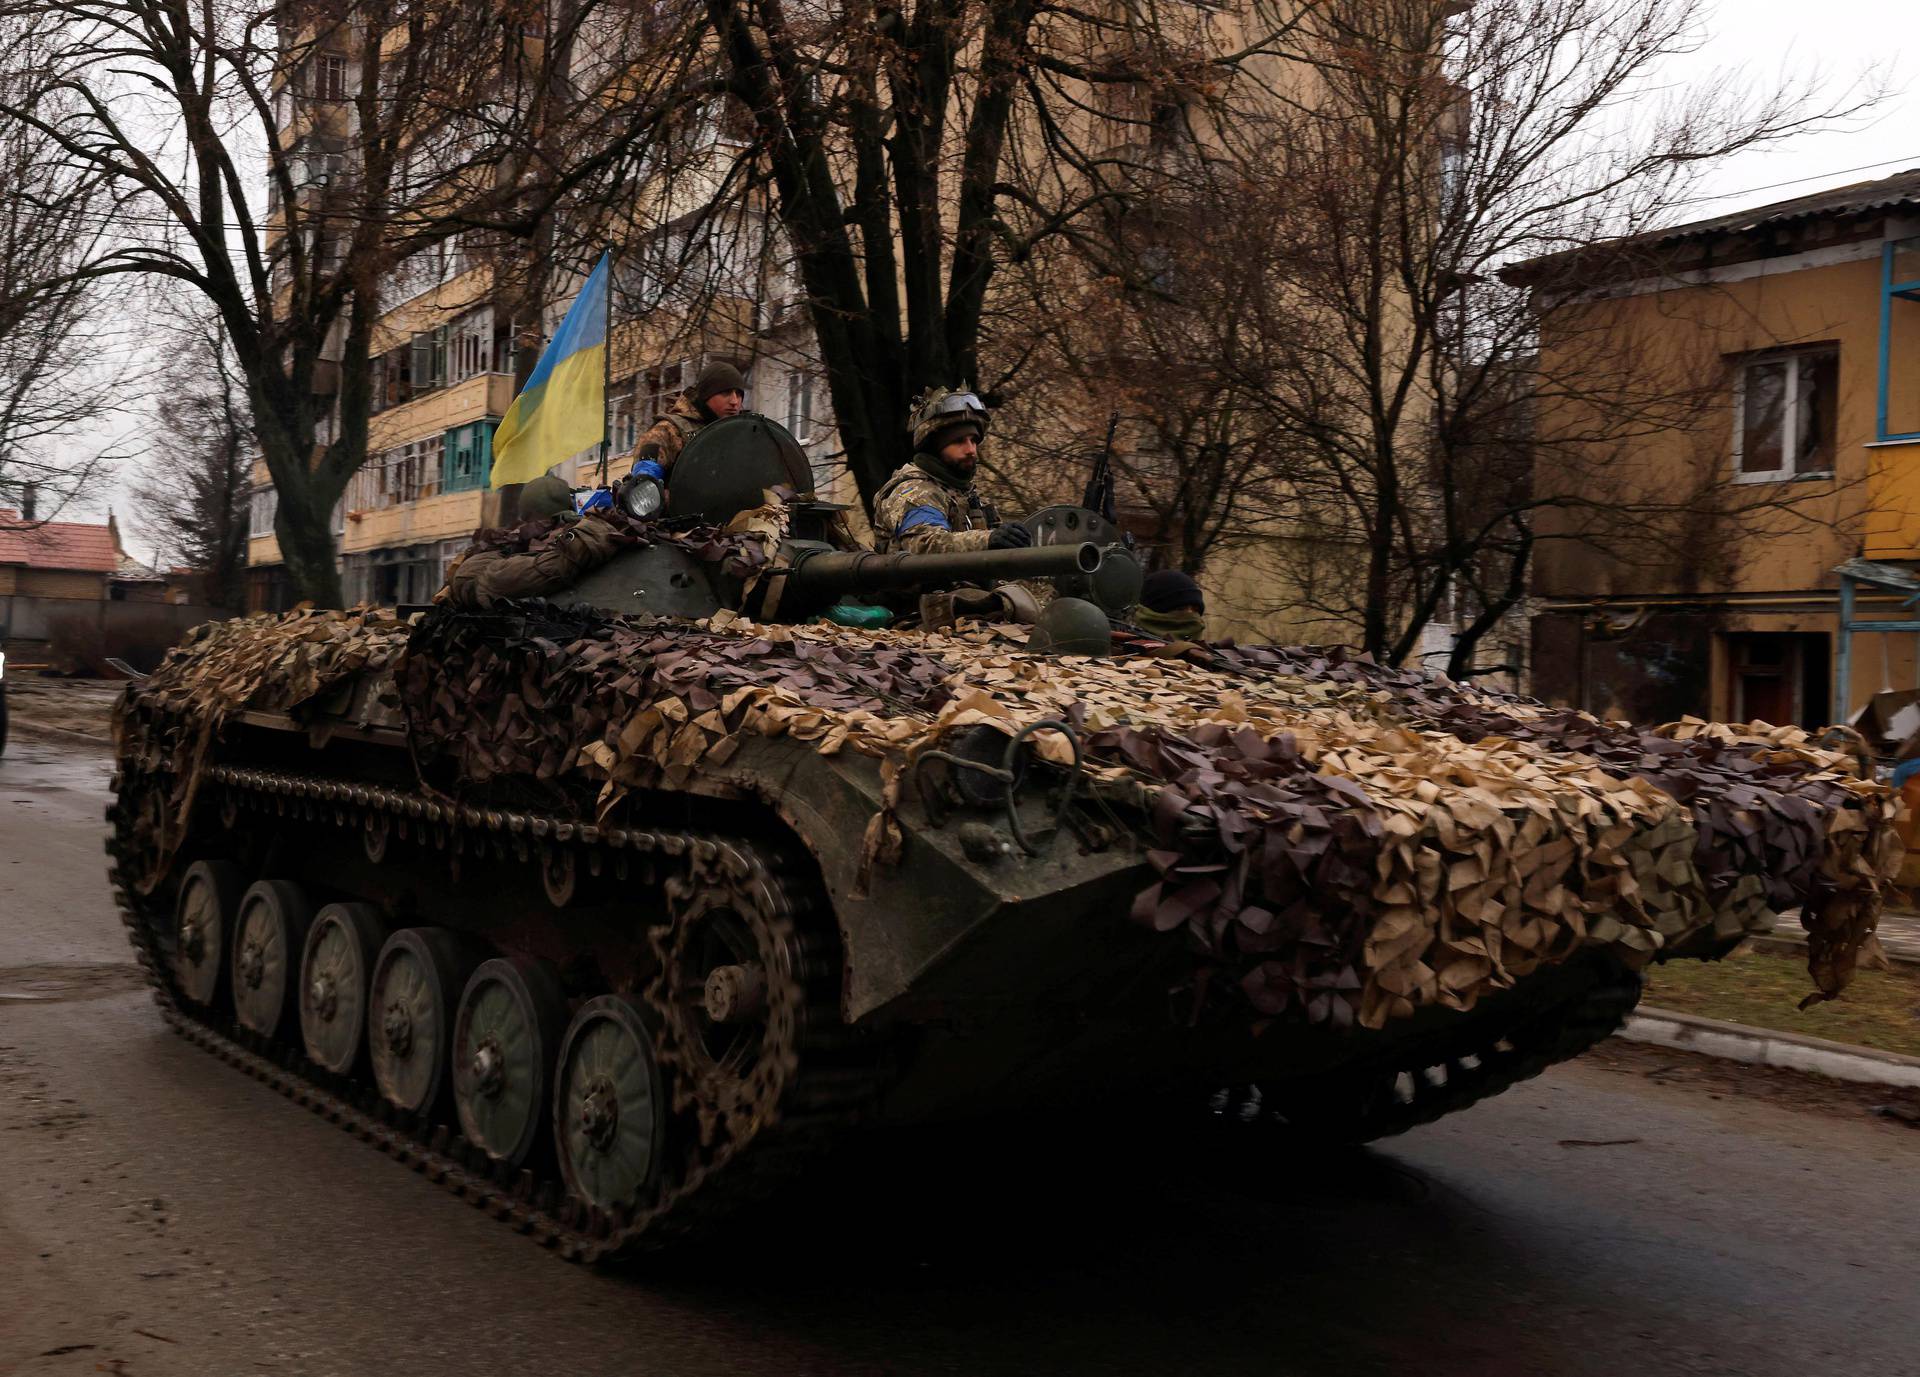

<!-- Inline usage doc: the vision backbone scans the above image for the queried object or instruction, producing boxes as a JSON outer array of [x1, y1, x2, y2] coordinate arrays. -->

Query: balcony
[[368, 372, 514, 450], [341, 487, 491, 555]]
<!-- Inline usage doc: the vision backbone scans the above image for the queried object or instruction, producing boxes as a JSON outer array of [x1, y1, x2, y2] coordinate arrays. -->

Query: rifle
[[1082, 410, 1119, 523]]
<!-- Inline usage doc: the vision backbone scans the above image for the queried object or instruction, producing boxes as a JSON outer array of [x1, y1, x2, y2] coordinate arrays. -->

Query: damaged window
[[1734, 346, 1837, 482]]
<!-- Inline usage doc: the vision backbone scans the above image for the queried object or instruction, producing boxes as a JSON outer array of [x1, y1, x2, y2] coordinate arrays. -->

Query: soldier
[[616, 360, 747, 487], [439, 474, 624, 610], [873, 386, 1033, 555], [1134, 568, 1207, 641]]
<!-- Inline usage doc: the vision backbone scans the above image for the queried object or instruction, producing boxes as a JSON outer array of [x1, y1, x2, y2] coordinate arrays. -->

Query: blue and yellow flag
[[490, 252, 610, 488]]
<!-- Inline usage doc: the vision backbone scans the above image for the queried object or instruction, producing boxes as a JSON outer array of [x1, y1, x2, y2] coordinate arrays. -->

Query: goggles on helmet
[[928, 391, 986, 419], [911, 387, 990, 449]]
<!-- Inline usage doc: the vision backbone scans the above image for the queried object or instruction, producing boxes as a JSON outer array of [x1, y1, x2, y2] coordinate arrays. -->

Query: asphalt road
[[3, 729, 1918, 1377]]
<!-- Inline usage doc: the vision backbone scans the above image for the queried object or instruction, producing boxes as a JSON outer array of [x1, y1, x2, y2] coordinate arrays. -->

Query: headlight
[[0, 649, 7, 681], [621, 475, 664, 518]]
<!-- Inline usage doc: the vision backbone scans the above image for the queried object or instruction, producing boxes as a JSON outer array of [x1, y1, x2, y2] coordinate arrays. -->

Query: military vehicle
[[106, 415, 1899, 1262]]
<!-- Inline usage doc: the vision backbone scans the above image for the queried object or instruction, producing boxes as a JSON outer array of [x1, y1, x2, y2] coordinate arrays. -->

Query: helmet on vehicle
[[1025, 596, 1114, 657], [909, 385, 990, 453], [519, 473, 576, 522]]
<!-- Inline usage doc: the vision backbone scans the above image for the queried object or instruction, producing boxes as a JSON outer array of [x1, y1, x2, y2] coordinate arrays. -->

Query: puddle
[[0, 964, 149, 1005]]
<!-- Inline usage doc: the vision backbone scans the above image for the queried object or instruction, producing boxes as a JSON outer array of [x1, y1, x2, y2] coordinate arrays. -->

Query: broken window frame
[[311, 52, 349, 102], [1731, 344, 1838, 484]]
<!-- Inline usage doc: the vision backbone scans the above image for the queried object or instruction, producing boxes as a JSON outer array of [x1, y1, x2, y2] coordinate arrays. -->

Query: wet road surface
[[3, 731, 1917, 1376]]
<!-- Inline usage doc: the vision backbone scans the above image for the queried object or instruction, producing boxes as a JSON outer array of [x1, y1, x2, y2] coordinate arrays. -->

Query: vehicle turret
[[573, 413, 1138, 636]]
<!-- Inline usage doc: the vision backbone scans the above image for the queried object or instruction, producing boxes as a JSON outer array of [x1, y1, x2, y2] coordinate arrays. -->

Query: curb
[[5, 718, 116, 751], [1620, 1007, 1920, 1089]]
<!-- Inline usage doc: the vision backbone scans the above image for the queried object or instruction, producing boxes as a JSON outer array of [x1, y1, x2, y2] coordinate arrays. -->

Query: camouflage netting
[[113, 607, 414, 889], [119, 599, 1902, 1032], [462, 502, 784, 578]]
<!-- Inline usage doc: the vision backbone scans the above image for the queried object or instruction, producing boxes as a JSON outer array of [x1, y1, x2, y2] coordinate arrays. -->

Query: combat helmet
[[909, 384, 991, 452], [519, 473, 576, 521]]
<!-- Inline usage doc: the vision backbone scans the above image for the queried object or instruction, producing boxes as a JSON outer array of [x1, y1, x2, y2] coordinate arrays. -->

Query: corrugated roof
[[0, 511, 121, 573], [1641, 167, 1920, 247], [1505, 167, 1920, 286]]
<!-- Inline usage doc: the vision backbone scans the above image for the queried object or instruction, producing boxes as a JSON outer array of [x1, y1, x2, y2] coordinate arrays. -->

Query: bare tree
[[576, 0, 1321, 508], [989, 0, 1872, 666], [0, 0, 686, 603], [0, 13, 123, 520], [1243, 0, 1873, 672], [989, 170, 1314, 575], [131, 308, 251, 610]]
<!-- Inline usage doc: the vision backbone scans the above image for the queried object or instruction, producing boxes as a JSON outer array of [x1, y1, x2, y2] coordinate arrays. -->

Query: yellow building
[[1525, 168, 1920, 729], [246, 246, 515, 609], [242, 4, 1413, 625], [246, 18, 518, 610]]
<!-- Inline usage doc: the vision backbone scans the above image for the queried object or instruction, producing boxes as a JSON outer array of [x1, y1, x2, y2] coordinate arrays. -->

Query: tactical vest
[[873, 462, 999, 530]]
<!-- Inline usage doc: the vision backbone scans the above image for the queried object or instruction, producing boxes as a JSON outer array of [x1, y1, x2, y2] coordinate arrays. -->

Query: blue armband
[[575, 487, 614, 513], [897, 504, 951, 535], [633, 459, 666, 483]]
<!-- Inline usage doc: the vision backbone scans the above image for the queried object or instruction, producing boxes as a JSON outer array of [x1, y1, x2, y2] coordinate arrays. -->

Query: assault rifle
[[1081, 410, 1119, 525]]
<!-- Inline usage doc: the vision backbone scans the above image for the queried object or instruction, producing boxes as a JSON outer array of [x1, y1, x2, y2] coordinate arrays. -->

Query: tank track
[[105, 760, 881, 1264], [1225, 960, 1645, 1142]]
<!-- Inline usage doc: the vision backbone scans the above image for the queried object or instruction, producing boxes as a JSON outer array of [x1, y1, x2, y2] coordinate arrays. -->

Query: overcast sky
[[73, 0, 1919, 562], [1661, 0, 1914, 214]]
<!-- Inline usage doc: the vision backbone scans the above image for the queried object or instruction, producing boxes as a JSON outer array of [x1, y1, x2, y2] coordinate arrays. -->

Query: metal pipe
[[1880, 241, 1894, 444], [1837, 573, 1855, 724], [790, 541, 1102, 595]]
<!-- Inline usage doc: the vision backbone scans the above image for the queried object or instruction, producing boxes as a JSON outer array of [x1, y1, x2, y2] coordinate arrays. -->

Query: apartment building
[[245, 5, 527, 611], [1523, 169, 1920, 728], [241, 3, 1424, 636], [244, 35, 847, 611]]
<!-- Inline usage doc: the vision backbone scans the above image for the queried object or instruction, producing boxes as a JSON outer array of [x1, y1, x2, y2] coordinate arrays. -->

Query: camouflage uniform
[[873, 460, 996, 555], [611, 393, 707, 482], [439, 514, 623, 610]]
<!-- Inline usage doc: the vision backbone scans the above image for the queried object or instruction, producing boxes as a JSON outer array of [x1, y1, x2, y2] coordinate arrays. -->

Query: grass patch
[[1643, 945, 1920, 1059]]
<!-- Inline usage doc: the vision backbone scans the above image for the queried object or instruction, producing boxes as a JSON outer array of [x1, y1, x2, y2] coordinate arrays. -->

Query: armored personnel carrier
[[107, 416, 1900, 1261]]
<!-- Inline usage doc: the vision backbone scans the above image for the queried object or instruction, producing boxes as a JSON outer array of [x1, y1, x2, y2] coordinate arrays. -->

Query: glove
[[987, 522, 1033, 550]]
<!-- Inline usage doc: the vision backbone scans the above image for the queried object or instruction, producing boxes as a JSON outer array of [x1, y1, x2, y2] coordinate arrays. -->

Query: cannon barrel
[[789, 541, 1103, 595]]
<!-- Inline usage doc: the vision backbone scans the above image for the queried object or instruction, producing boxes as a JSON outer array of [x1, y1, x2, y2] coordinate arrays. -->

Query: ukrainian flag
[[490, 251, 610, 488]]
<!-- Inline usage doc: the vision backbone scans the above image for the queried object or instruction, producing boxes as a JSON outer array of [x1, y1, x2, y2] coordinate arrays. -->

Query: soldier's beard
[[917, 450, 976, 487]]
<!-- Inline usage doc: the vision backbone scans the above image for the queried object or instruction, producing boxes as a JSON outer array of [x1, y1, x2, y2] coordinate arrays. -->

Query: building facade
[[3, 507, 225, 669], [242, 4, 1433, 644], [1525, 169, 1920, 728]]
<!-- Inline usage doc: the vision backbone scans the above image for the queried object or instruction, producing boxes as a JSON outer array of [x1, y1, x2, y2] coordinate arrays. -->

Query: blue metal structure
[[1834, 557, 1920, 725], [1878, 238, 1920, 443]]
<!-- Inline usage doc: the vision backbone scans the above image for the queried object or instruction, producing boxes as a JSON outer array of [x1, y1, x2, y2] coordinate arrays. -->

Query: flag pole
[[597, 250, 613, 489]]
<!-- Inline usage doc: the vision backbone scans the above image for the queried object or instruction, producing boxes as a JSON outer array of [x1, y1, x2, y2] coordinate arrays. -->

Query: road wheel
[[368, 928, 483, 1117], [452, 957, 569, 1169], [231, 880, 314, 1040], [554, 994, 668, 1218], [173, 860, 242, 1008], [299, 903, 387, 1075]]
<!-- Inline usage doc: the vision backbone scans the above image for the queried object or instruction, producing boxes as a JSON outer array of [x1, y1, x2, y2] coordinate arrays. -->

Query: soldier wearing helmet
[[873, 386, 1032, 555], [614, 360, 747, 486]]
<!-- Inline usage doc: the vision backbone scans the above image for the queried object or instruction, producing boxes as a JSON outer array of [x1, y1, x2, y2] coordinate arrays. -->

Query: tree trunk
[[273, 487, 343, 608]]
